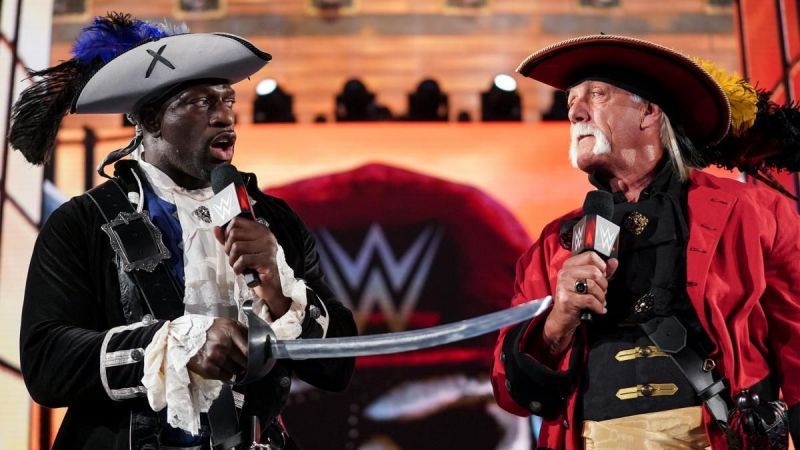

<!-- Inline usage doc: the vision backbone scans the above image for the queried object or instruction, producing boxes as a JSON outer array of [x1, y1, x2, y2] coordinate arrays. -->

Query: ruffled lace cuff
[[263, 244, 308, 340], [142, 314, 221, 435]]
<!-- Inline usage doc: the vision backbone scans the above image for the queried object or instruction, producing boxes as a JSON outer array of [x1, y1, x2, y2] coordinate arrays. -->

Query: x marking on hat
[[145, 45, 176, 78]]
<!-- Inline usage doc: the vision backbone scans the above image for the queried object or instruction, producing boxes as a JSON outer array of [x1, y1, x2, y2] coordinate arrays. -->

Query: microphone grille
[[583, 190, 614, 219], [211, 163, 243, 194]]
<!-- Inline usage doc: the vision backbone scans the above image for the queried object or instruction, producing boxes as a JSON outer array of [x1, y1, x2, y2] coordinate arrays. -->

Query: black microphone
[[571, 191, 620, 322], [211, 163, 260, 288]]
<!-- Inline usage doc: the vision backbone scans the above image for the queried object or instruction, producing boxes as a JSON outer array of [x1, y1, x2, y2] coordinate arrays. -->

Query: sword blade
[[269, 296, 551, 360]]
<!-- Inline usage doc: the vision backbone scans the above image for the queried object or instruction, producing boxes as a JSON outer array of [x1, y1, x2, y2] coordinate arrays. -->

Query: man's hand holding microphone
[[188, 163, 291, 381], [543, 191, 620, 356]]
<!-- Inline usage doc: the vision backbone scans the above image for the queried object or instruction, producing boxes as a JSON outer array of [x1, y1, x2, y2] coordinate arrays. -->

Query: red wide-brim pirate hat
[[517, 34, 732, 148]]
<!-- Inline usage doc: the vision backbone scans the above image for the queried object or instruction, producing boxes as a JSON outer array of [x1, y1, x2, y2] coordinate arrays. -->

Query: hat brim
[[517, 35, 731, 147], [74, 33, 271, 114]]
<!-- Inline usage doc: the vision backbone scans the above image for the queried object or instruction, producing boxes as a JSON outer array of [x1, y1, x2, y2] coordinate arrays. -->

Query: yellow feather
[[693, 58, 758, 136]]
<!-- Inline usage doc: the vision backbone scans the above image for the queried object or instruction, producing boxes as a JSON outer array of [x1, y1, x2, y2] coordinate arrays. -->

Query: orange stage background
[[53, 122, 738, 238], [44, 119, 743, 450]]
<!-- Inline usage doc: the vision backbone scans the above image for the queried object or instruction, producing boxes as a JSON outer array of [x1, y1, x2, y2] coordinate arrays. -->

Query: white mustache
[[569, 123, 611, 168]]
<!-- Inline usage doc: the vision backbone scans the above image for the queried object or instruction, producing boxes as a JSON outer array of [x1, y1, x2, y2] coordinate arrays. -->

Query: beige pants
[[583, 406, 711, 450]]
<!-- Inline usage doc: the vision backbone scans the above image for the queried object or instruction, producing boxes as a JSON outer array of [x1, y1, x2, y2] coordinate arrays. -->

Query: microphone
[[211, 163, 260, 288], [571, 191, 620, 322]]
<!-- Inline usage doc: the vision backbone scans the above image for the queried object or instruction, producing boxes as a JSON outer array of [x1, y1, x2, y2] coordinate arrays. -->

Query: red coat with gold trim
[[491, 170, 800, 449]]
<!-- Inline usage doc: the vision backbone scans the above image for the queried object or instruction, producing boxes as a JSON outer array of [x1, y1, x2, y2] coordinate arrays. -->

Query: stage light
[[335, 78, 392, 121], [253, 80, 296, 123], [256, 79, 278, 96], [493, 74, 517, 92], [406, 78, 449, 121], [481, 76, 522, 122]]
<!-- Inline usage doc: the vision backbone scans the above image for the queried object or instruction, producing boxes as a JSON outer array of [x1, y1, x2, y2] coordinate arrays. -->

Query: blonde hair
[[660, 113, 688, 182]]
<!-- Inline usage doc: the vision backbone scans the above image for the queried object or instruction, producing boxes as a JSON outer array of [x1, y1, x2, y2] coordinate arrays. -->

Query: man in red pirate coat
[[491, 35, 800, 449]]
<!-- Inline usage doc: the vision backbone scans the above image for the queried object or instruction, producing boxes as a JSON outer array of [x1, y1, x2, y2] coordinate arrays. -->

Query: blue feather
[[71, 13, 178, 65]]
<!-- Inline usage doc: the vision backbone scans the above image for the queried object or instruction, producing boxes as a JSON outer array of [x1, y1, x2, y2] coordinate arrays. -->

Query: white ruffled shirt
[[137, 159, 309, 434]]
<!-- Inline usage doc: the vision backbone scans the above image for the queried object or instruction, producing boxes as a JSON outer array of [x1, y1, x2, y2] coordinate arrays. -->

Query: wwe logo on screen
[[315, 224, 443, 332]]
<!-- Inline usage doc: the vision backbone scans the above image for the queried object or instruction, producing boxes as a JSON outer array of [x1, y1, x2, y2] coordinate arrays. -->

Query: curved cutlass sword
[[237, 296, 552, 385]]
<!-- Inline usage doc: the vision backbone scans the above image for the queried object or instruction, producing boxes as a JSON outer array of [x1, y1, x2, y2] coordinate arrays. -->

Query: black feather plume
[[8, 59, 96, 165], [696, 91, 800, 200], [8, 12, 181, 166], [706, 91, 800, 174]]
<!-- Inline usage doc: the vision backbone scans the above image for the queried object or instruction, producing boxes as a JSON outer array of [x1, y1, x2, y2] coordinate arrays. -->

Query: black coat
[[19, 161, 356, 449]]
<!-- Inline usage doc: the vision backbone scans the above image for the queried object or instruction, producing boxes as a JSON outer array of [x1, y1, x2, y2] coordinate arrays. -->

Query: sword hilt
[[236, 300, 277, 385]]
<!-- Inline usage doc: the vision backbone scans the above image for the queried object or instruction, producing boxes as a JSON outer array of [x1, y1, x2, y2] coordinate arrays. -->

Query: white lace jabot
[[136, 158, 309, 434]]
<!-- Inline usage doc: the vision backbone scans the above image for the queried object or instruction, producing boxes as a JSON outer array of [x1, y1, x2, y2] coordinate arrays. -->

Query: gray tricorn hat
[[75, 32, 270, 114], [9, 12, 271, 170]]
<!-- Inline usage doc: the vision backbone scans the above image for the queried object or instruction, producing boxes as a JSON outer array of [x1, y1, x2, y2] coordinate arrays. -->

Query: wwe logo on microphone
[[571, 215, 619, 259], [206, 183, 242, 226], [571, 222, 585, 254], [596, 221, 618, 256]]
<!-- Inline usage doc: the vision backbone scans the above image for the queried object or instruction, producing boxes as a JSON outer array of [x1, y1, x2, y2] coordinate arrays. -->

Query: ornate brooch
[[624, 211, 649, 236], [193, 206, 212, 223], [633, 291, 655, 315]]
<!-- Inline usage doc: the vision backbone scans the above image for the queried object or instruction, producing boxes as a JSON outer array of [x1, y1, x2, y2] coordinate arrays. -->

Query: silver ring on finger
[[575, 279, 589, 295]]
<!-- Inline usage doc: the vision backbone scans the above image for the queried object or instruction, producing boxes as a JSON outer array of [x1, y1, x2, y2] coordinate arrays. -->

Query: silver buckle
[[100, 211, 170, 272]]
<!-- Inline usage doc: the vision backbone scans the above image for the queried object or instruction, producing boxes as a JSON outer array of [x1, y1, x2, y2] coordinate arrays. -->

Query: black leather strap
[[698, 378, 727, 401], [640, 315, 729, 424], [87, 179, 184, 320], [208, 385, 242, 450], [639, 315, 686, 353]]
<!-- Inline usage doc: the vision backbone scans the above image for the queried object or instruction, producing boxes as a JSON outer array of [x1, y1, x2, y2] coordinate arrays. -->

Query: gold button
[[637, 347, 652, 357], [640, 384, 654, 397]]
